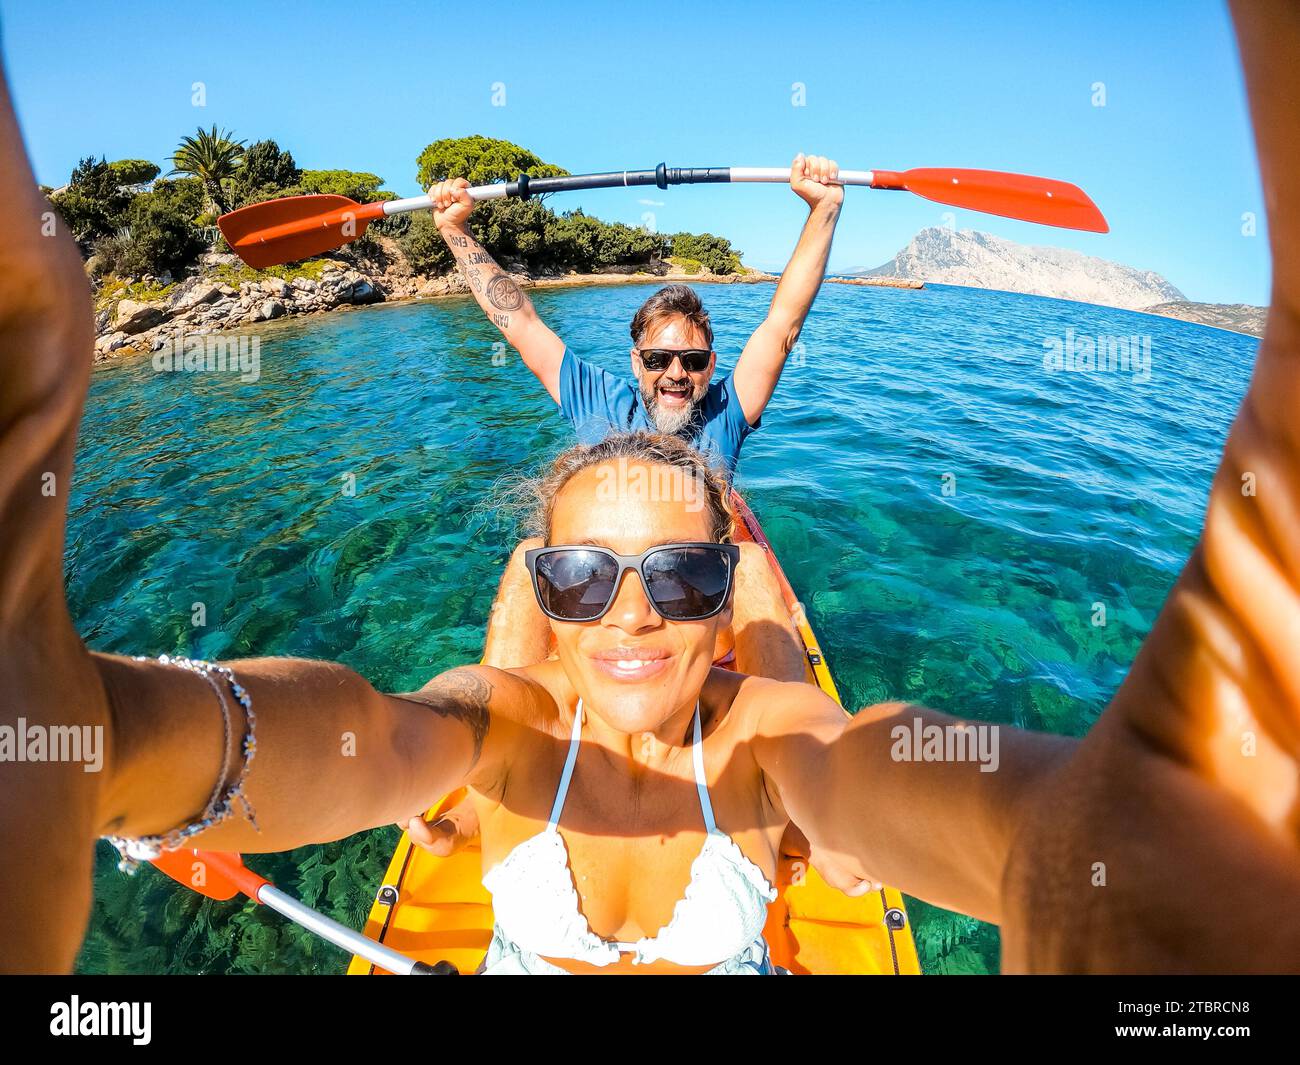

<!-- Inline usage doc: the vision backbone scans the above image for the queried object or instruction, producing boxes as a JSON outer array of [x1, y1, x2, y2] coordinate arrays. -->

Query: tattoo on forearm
[[447, 234, 531, 334], [394, 667, 491, 767], [485, 274, 524, 311]]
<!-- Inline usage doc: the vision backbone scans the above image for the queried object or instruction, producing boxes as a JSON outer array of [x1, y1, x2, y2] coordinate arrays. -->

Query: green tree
[[229, 139, 301, 208], [50, 156, 132, 244], [415, 134, 567, 190], [169, 126, 246, 214], [668, 231, 743, 274], [397, 213, 452, 275], [106, 159, 161, 186], [545, 209, 665, 270], [93, 177, 206, 277], [295, 169, 396, 203]]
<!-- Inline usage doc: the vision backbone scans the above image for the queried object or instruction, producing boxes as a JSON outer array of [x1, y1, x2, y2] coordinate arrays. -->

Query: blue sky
[[2, 0, 1268, 304]]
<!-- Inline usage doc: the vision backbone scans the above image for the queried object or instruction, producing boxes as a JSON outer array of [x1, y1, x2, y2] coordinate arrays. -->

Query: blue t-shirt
[[557, 348, 760, 479]]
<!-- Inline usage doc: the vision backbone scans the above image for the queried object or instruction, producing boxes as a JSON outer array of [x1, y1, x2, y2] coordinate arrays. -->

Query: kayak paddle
[[151, 847, 455, 975], [218, 163, 1108, 268]]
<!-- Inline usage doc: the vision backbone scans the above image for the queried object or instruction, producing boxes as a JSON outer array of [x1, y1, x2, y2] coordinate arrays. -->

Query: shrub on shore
[[666, 232, 744, 275]]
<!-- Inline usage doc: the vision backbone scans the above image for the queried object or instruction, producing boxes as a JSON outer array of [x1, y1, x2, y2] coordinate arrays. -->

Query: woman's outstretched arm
[[749, 682, 1073, 923], [91, 657, 511, 854], [0, 58, 544, 970]]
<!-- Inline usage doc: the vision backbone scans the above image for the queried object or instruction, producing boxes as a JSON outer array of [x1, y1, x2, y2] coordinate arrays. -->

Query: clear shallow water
[[69, 281, 1257, 975]]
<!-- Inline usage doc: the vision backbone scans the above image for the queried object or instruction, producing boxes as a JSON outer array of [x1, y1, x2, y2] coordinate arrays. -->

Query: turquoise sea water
[[69, 281, 1258, 975]]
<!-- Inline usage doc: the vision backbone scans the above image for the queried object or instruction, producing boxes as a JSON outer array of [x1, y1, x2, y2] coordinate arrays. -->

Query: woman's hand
[[807, 843, 881, 898], [789, 153, 843, 211], [399, 795, 480, 858], [429, 177, 475, 231]]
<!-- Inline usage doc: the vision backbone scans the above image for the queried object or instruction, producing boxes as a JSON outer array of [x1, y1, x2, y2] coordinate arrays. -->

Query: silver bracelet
[[105, 654, 259, 873]]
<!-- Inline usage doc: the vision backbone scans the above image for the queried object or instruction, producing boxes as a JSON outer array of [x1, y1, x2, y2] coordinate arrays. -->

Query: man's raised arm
[[430, 178, 566, 403], [732, 153, 844, 424]]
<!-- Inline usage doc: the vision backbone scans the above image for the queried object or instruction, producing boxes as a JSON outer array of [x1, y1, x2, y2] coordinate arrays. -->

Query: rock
[[261, 277, 292, 298], [828, 276, 923, 290], [349, 279, 377, 303], [171, 281, 225, 311], [258, 299, 286, 320], [291, 277, 317, 293], [94, 331, 130, 354], [199, 251, 243, 270], [114, 298, 167, 335]]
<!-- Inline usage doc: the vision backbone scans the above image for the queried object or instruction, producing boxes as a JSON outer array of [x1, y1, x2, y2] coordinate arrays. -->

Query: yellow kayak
[[348, 494, 920, 975]]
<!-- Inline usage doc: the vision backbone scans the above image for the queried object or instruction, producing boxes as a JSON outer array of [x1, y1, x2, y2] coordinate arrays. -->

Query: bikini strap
[[552, 699, 716, 835], [690, 701, 719, 834], [546, 698, 586, 831]]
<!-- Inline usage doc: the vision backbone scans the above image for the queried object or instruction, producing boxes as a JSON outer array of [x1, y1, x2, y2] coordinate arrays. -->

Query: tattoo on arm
[[485, 273, 525, 311], [393, 667, 491, 768], [446, 233, 533, 337]]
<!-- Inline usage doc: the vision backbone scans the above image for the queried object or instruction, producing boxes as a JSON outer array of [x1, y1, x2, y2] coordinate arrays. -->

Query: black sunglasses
[[524, 543, 740, 622], [637, 348, 712, 373]]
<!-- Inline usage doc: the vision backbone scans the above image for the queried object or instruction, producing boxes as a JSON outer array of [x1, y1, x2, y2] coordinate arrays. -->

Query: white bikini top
[[482, 698, 778, 967]]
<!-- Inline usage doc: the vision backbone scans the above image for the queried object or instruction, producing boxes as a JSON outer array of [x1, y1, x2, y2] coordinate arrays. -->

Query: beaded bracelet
[[104, 654, 259, 873]]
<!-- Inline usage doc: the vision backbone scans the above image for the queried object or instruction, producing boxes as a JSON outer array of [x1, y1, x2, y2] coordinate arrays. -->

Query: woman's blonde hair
[[519, 431, 734, 544]]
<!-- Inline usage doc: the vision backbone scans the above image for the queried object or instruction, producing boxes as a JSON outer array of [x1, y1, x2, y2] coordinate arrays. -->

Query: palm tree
[[169, 126, 246, 215]]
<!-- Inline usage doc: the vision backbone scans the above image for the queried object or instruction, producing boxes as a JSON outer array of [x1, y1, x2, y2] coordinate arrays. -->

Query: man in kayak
[[426, 151, 844, 481]]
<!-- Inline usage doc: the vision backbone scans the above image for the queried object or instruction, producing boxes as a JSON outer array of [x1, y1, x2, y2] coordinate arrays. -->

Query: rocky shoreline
[[1139, 300, 1266, 338], [92, 244, 782, 364]]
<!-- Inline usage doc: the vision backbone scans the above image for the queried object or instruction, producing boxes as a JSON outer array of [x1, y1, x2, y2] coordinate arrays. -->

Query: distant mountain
[[1142, 301, 1266, 337], [858, 226, 1186, 311]]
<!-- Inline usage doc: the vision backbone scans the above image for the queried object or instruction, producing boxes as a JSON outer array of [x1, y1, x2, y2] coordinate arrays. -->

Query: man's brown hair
[[629, 284, 714, 348]]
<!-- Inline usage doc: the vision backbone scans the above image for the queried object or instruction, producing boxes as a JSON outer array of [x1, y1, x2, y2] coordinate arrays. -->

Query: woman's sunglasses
[[637, 348, 712, 373], [524, 543, 740, 622]]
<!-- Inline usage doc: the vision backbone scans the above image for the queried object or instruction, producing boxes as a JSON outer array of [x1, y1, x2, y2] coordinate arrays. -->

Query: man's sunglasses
[[523, 543, 740, 622], [637, 348, 712, 373]]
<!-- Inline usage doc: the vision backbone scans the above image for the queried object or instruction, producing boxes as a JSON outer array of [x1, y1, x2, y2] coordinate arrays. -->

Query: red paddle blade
[[150, 849, 269, 902], [218, 194, 385, 268], [873, 168, 1109, 233]]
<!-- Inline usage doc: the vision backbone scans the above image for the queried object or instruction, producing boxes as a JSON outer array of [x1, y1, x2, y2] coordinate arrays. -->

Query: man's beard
[[641, 378, 703, 435]]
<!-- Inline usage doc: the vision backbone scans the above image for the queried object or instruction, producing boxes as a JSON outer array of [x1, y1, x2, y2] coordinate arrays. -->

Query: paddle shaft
[[381, 165, 881, 217], [255, 885, 440, 975]]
